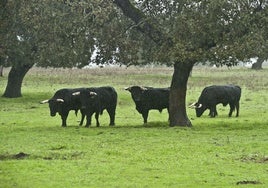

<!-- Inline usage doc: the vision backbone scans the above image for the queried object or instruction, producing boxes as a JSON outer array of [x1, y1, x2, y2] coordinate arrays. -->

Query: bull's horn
[[72, 92, 81, 96], [40, 99, 49, 104], [90, 92, 97, 96], [140, 86, 148, 91], [124, 87, 131, 91], [56, 99, 64, 102], [188, 102, 197, 108], [197, 104, 202, 108]]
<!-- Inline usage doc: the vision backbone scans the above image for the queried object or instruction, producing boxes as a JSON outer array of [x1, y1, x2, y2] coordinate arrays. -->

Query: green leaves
[[1, 0, 267, 68]]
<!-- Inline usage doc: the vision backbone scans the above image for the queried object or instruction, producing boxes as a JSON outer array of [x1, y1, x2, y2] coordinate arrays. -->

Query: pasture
[[0, 66, 267, 187]]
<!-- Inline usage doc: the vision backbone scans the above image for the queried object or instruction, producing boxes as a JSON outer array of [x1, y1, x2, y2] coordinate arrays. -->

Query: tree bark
[[2, 63, 33, 98], [0, 65, 3, 77], [169, 62, 194, 127], [252, 57, 264, 70]]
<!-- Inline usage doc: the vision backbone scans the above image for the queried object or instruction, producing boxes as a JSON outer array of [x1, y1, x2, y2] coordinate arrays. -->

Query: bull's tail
[[75, 110, 78, 116]]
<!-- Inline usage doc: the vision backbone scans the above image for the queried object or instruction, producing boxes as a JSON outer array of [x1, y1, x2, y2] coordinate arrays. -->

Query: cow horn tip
[[40, 99, 49, 104]]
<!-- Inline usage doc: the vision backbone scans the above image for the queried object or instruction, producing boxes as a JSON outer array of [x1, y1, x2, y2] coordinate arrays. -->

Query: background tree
[[1, 0, 98, 97], [252, 58, 266, 70]]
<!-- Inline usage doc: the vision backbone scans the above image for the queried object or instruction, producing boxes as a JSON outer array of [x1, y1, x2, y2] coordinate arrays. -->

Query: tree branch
[[113, 0, 171, 45]]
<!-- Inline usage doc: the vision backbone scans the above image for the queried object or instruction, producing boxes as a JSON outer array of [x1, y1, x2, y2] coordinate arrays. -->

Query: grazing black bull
[[189, 85, 241, 117], [40, 88, 86, 127], [72, 86, 117, 127], [125, 86, 169, 123]]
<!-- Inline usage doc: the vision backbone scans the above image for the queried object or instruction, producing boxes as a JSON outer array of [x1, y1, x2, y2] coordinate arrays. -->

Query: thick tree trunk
[[2, 63, 33, 98], [252, 57, 264, 70], [169, 62, 194, 127], [114, 0, 194, 126], [0, 65, 3, 77]]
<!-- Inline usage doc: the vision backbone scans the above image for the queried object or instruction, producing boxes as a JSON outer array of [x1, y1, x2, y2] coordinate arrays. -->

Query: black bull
[[40, 88, 86, 127], [190, 85, 241, 117], [125, 86, 169, 123], [72, 86, 117, 127]]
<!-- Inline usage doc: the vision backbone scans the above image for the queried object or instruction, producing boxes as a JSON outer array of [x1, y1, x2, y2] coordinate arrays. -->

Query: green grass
[[0, 66, 267, 187]]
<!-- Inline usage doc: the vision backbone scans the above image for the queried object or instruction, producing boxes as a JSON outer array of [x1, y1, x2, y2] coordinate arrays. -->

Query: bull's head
[[40, 98, 65, 116], [189, 102, 205, 117], [125, 86, 147, 102]]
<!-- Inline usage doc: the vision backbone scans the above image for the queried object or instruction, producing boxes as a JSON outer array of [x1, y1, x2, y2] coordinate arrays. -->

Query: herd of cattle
[[40, 85, 241, 127]]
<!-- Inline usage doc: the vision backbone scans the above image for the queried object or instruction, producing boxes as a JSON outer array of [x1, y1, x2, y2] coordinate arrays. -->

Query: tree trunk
[[252, 57, 264, 70], [114, 0, 195, 127], [2, 63, 33, 98], [0, 65, 3, 77], [169, 62, 194, 127]]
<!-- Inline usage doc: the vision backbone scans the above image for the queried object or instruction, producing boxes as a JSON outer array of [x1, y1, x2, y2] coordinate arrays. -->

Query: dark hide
[[74, 86, 117, 127], [193, 85, 241, 117], [41, 88, 86, 127], [125, 86, 169, 123]]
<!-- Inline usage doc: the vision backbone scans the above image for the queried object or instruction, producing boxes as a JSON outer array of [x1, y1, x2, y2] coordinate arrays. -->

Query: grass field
[[0, 66, 267, 187]]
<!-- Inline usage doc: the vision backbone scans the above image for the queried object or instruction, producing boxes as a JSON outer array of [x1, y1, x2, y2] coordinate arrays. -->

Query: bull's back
[[199, 85, 241, 105], [94, 86, 117, 107], [142, 88, 169, 109]]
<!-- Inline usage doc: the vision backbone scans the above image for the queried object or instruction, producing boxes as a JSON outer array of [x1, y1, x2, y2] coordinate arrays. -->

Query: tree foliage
[[1, 0, 266, 68]]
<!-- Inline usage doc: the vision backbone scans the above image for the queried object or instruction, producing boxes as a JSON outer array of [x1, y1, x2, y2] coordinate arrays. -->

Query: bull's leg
[[210, 109, 218, 117], [79, 113, 85, 126], [228, 104, 235, 117], [95, 112, 100, 127], [142, 110, 149, 124], [215, 109, 218, 116], [61, 113, 68, 127], [107, 108, 116, 126], [61, 117, 67, 127], [209, 109, 214, 117], [210, 106, 217, 117], [235, 102, 240, 117], [79, 110, 86, 126], [85, 114, 92, 128]]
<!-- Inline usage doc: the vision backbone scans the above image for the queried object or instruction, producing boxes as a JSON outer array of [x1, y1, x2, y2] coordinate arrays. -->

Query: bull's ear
[[72, 92, 80, 96]]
